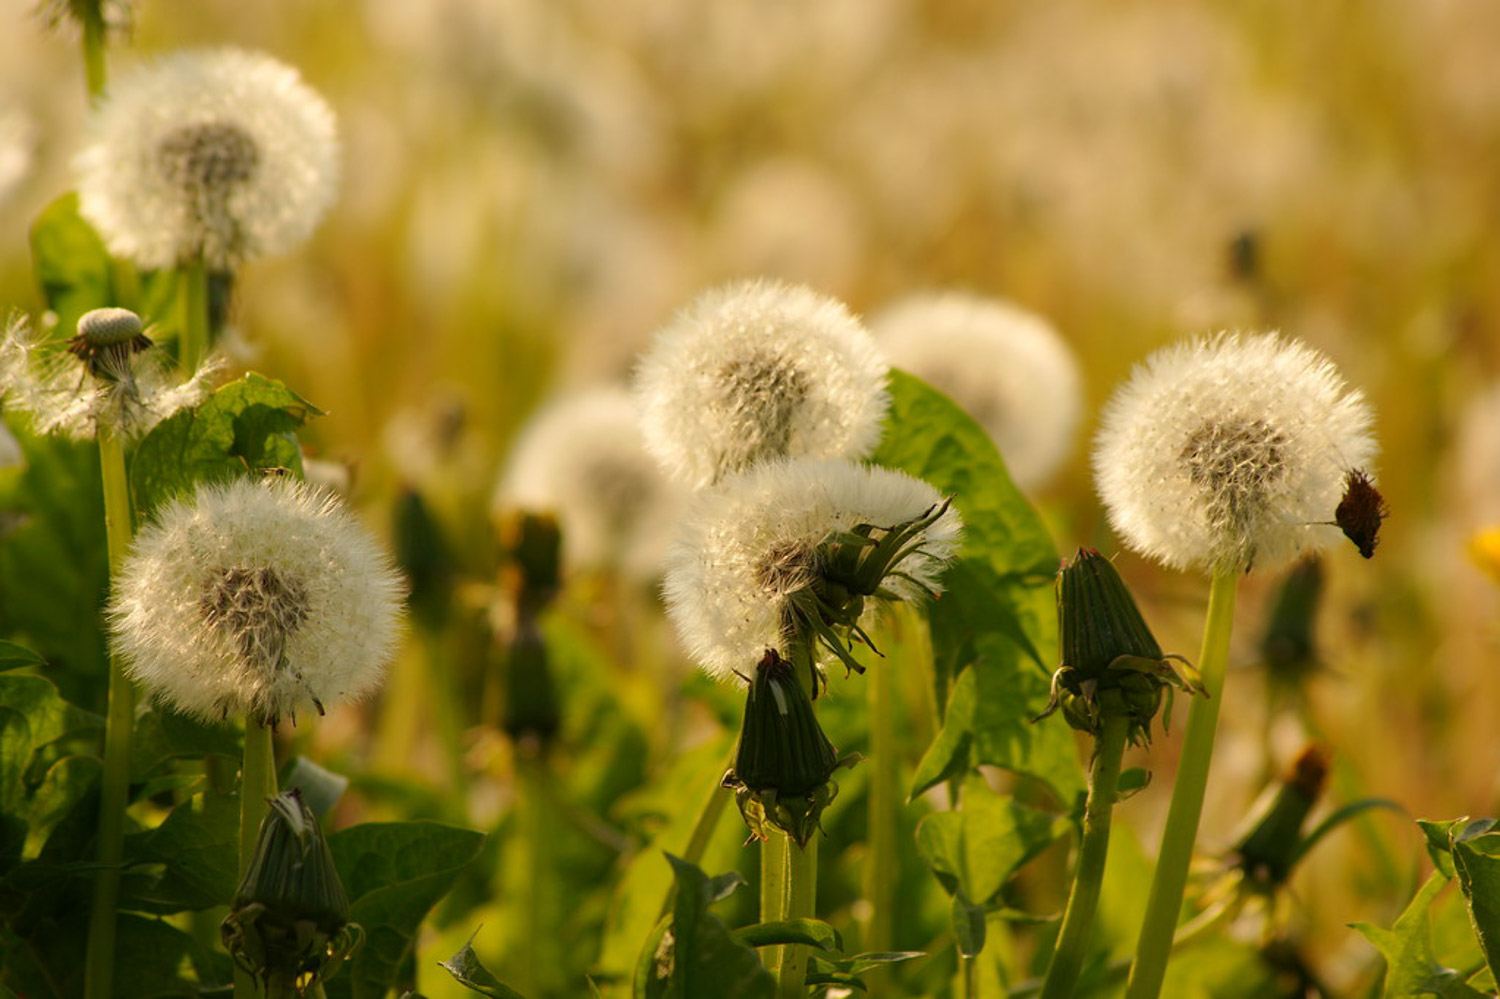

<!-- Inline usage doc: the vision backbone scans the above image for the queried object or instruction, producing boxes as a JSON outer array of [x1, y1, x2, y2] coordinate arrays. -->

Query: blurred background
[[4, 0, 1500, 992]]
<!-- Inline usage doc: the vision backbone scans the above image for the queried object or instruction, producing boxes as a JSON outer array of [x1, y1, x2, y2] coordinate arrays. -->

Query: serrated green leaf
[[731, 919, 841, 953], [1450, 824, 1500, 987], [1354, 870, 1488, 999], [22, 755, 100, 860], [916, 776, 1068, 905], [121, 792, 239, 913], [129, 373, 322, 515], [29, 193, 115, 341], [440, 937, 530, 998], [0, 642, 45, 672], [1420, 818, 1468, 880], [128, 708, 241, 783], [323, 821, 486, 999], [661, 853, 775, 999], [0, 674, 100, 822]]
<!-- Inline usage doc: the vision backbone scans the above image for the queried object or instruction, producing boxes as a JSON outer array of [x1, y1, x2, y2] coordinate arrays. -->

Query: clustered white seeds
[[634, 278, 890, 488], [663, 457, 962, 682], [1093, 332, 1377, 573], [108, 477, 406, 726], [0, 312, 221, 441], [495, 386, 683, 580], [76, 47, 339, 270], [870, 291, 1082, 490]]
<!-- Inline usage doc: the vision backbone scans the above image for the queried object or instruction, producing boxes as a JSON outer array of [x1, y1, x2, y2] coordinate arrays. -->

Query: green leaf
[[128, 708, 240, 783], [0, 673, 100, 858], [21, 755, 100, 860], [1354, 871, 1488, 999], [129, 373, 322, 515], [121, 792, 239, 913], [657, 853, 775, 999], [323, 821, 486, 999], [950, 896, 986, 958], [1450, 822, 1500, 987], [280, 755, 350, 819], [1421, 818, 1485, 881], [0, 642, 45, 672], [29, 193, 115, 342], [911, 633, 1085, 807], [915, 775, 1068, 905], [731, 919, 842, 953], [440, 937, 530, 999]]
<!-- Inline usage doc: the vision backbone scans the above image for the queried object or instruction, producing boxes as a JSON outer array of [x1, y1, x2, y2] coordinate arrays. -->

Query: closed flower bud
[[1231, 746, 1328, 889], [222, 789, 362, 994], [392, 485, 454, 632], [1037, 548, 1198, 745], [722, 649, 858, 846]]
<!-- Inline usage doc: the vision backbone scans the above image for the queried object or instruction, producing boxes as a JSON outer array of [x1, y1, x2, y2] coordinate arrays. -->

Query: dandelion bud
[[722, 649, 857, 846], [392, 485, 454, 632], [222, 789, 362, 994], [501, 622, 560, 746], [1231, 746, 1329, 889], [1259, 556, 1322, 688], [1037, 549, 1198, 745], [68, 307, 153, 378]]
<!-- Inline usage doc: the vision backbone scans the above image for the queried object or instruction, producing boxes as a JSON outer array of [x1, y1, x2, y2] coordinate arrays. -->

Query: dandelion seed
[[0, 310, 220, 441], [76, 47, 339, 270], [108, 477, 405, 727], [663, 457, 961, 682], [1094, 332, 1376, 573], [870, 291, 1081, 489], [634, 279, 889, 488], [495, 386, 682, 580]]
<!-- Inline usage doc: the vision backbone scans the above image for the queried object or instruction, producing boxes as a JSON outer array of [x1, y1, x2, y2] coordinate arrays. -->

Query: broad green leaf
[[1354, 871, 1488, 999], [128, 708, 240, 783], [129, 373, 321, 515], [731, 919, 842, 953], [0, 433, 110, 709], [806, 949, 926, 989], [1450, 823, 1500, 986], [21, 755, 100, 860], [324, 821, 486, 999], [1420, 818, 1492, 881], [911, 634, 1085, 807], [950, 896, 986, 958], [440, 937, 530, 999], [656, 853, 774, 999], [0, 642, 45, 671], [915, 775, 1068, 905], [30, 193, 115, 341], [121, 792, 239, 913], [0, 674, 100, 824]]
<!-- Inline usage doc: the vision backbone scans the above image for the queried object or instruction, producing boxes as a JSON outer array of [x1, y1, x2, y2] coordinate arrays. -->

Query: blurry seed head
[[496, 386, 683, 581], [634, 279, 889, 488], [1094, 332, 1376, 574], [0, 311, 221, 441], [76, 47, 339, 270], [870, 291, 1081, 489], [663, 457, 961, 682], [108, 477, 406, 727]]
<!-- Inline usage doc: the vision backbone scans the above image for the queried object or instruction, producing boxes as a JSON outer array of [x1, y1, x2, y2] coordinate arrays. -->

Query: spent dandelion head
[[870, 291, 1082, 489], [76, 47, 339, 270], [662, 457, 961, 684], [634, 279, 889, 488], [1094, 332, 1377, 574], [0, 310, 221, 440], [108, 476, 405, 728], [495, 386, 683, 580]]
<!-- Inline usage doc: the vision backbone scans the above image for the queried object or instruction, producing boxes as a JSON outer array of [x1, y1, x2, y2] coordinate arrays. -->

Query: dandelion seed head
[[76, 47, 339, 270], [1094, 332, 1377, 573], [634, 279, 889, 488], [108, 477, 405, 726], [496, 387, 682, 580], [870, 291, 1082, 489], [663, 457, 961, 681]]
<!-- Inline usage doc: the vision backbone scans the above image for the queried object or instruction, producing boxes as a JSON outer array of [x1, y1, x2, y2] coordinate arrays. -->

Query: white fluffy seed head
[[1094, 332, 1377, 574], [870, 291, 1082, 489], [108, 477, 406, 726], [495, 386, 684, 580], [634, 279, 889, 488], [0, 313, 221, 441], [76, 47, 339, 270], [662, 457, 962, 681]]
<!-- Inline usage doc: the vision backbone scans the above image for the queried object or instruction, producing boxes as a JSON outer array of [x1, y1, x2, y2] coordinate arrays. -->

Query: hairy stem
[[775, 834, 818, 998], [1124, 569, 1238, 999]]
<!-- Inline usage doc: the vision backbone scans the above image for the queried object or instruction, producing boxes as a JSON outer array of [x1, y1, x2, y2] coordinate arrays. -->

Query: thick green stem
[[236, 721, 278, 999], [760, 834, 787, 973], [1124, 569, 1239, 999], [81, 9, 107, 100], [423, 628, 468, 809], [179, 261, 210, 374], [1039, 709, 1130, 999], [864, 656, 897, 957], [776, 835, 817, 998], [516, 750, 549, 997], [83, 428, 135, 999]]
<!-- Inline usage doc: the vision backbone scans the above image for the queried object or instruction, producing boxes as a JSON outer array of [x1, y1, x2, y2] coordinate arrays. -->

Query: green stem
[[761, 833, 787, 973], [516, 750, 548, 997], [179, 261, 210, 374], [83, 427, 135, 999], [422, 627, 468, 812], [1039, 709, 1130, 999], [236, 720, 278, 999], [1124, 569, 1239, 999], [775, 835, 817, 998], [80, 8, 107, 100], [864, 656, 897, 958]]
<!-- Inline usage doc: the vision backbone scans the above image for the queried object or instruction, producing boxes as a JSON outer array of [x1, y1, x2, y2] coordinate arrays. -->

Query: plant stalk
[[1039, 708, 1130, 999], [80, 7, 107, 100], [776, 834, 818, 998], [761, 833, 787, 973], [83, 426, 136, 999], [864, 655, 897, 959], [179, 261, 210, 374], [235, 719, 278, 999], [1123, 569, 1239, 999]]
